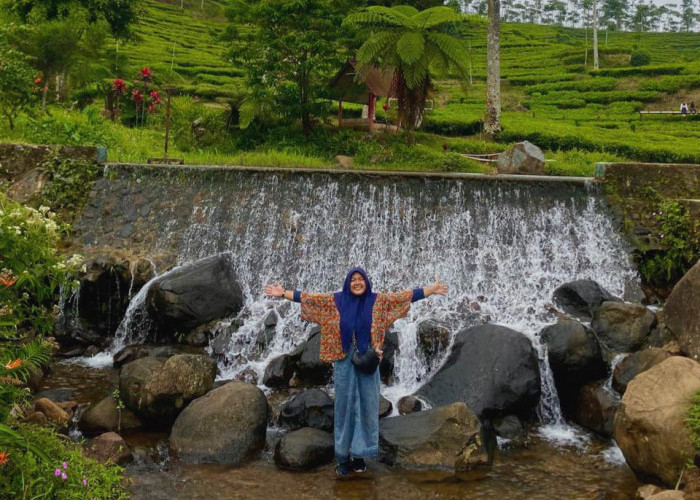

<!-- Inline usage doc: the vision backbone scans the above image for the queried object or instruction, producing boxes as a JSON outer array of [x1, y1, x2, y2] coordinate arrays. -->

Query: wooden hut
[[328, 60, 396, 131]]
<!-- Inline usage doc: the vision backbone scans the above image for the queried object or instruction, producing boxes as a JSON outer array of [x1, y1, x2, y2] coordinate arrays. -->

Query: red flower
[[140, 67, 152, 78], [150, 90, 159, 99], [34, 77, 42, 84], [0, 277, 16, 287], [131, 89, 143, 102], [0, 451, 9, 466], [113, 78, 126, 94], [382, 102, 390, 111], [3, 358, 21, 370], [155, 97, 163, 105], [148, 104, 156, 113]]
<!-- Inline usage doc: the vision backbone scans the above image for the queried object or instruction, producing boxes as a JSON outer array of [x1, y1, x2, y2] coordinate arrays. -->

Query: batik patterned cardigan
[[293, 289, 423, 363]]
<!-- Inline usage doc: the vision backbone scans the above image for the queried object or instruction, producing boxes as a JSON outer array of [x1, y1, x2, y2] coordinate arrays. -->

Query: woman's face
[[350, 272, 367, 296]]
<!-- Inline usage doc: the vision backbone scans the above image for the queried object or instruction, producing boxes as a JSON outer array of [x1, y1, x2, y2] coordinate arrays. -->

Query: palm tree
[[344, 5, 470, 135], [484, 0, 502, 137]]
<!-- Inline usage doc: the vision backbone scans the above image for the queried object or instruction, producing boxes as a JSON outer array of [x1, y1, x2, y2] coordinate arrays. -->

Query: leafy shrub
[[639, 75, 700, 93], [525, 78, 617, 95], [38, 157, 101, 217], [507, 74, 576, 86], [630, 52, 651, 67], [590, 65, 683, 77], [23, 108, 110, 147], [170, 96, 232, 152], [555, 98, 587, 109], [0, 423, 127, 500], [638, 201, 699, 289]]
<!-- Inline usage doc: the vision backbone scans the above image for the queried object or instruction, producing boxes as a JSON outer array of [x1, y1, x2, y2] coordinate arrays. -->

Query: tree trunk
[[41, 83, 48, 114], [592, 0, 599, 70], [485, 0, 502, 137]]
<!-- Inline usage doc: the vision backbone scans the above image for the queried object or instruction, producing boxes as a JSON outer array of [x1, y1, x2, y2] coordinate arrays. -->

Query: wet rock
[[294, 328, 332, 387], [379, 396, 392, 418], [79, 395, 143, 434], [57, 401, 78, 417], [379, 402, 492, 471], [648, 492, 685, 500], [24, 411, 48, 425], [540, 319, 607, 416], [119, 354, 216, 422], [664, 260, 700, 360], [113, 344, 204, 369], [170, 381, 268, 464], [263, 353, 299, 389], [574, 381, 618, 437], [417, 324, 541, 420], [614, 357, 700, 487], [380, 330, 399, 385], [146, 253, 244, 339], [553, 280, 620, 320], [592, 302, 656, 354], [278, 389, 333, 432], [417, 319, 450, 365], [264, 310, 278, 327], [497, 141, 545, 175], [274, 427, 334, 470], [637, 484, 665, 499], [34, 388, 73, 403], [613, 348, 672, 395], [493, 415, 523, 440], [398, 396, 423, 415], [83, 432, 132, 465], [210, 327, 234, 356], [35, 398, 70, 426], [234, 368, 258, 385]]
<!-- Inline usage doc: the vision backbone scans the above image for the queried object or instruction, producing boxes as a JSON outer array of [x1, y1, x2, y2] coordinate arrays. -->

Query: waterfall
[[75, 168, 638, 424]]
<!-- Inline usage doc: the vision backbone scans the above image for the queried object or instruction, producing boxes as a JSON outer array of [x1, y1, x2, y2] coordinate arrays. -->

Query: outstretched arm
[[263, 283, 295, 301], [423, 278, 448, 298]]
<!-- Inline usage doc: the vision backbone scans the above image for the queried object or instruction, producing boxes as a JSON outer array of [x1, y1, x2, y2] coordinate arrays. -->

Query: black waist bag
[[351, 332, 380, 374]]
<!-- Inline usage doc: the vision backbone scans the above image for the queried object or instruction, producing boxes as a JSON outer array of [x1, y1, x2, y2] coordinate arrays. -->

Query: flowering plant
[[101, 68, 162, 125]]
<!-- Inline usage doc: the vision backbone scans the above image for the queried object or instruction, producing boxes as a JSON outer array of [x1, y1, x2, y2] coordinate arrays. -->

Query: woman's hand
[[425, 278, 448, 297], [264, 283, 285, 298]]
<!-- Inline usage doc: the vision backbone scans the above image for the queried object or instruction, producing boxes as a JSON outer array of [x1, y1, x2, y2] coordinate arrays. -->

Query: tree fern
[[396, 31, 425, 65]]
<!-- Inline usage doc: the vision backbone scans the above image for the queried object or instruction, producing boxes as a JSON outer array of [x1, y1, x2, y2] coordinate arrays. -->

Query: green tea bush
[[555, 98, 587, 109], [630, 51, 651, 67], [589, 65, 683, 77], [533, 90, 658, 105], [507, 74, 577, 86], [0, 423, 127, 500], [525, 78, 617, 95], [639, 75, 700, 93]]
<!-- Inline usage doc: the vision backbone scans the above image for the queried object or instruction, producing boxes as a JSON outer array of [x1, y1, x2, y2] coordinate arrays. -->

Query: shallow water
[[41, 363, 640, 500]]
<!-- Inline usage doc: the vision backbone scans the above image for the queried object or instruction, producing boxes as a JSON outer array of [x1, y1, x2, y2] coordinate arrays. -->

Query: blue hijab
[[334, 267, 377, 355]]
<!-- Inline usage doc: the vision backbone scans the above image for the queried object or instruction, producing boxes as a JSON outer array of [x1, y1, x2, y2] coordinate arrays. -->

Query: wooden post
[[164, 87, 174, 163], [368, 92, 375, 131], [338, 100, 343, 127]]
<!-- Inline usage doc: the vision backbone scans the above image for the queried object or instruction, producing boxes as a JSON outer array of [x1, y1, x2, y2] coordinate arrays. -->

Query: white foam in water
[[538, 423, 590, 449], [62, 351, 115, 369], [602, 442, 627, 465], [66, 172, 638, 440]]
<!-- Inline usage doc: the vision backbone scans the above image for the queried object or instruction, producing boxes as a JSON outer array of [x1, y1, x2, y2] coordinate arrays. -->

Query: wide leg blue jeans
[[333, 347, 380, 464]]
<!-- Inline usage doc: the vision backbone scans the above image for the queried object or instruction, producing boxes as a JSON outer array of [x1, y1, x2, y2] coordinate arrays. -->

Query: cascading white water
[[79, 169, 638, 428]]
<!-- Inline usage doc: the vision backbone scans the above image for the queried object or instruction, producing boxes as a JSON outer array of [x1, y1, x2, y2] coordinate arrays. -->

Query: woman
[[264, 267, 447, 477]]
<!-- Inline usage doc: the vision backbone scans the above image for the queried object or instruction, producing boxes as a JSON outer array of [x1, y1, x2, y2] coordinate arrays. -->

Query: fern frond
[[391, 5, 420, 18], [344, 6, 414, 29], [396, 31, 425, 66], [356, 30, 401, 64], [413, 7, 464, 29], [425, 32, 469, 73], [0, 376, 23, 386]]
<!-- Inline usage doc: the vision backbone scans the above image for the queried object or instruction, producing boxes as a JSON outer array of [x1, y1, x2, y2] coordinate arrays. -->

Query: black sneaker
[[350, 457, 367, 473], [335, 461, 352, 478]]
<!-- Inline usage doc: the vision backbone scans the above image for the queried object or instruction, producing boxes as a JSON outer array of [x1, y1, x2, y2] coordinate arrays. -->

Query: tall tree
[[485, 0, 501, 136], [226, 0, 350, 132], [344, 5, 471, 135], [680, 0, 698, 30], [592, 0, 599, 69]]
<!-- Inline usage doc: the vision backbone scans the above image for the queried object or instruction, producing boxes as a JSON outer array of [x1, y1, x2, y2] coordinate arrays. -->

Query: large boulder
[[417, 325, 540, 420], [83, 432, 132, 465], [79, 395, 143, 434], [146, 253, 244, 338], [592, 302, 656, 354], [614, 356, 700, 486], [612, 348, 672, 395], [293, 328, 332, 387], [540, 319, 607, 415], [263, 353, 299, 389], [113, 344, 204, 369], [552, 279, 620, 320], [277, 389, 333, 432], [170, 381, 268, 464], [574, 381, 618, 437], [497, 141, 545, 175], [119, 354, 216, 422], [379, 402, 492, 471], [274, 427, 334, 470], [34, 398, 70, 427], [664, 260, 700, 360]]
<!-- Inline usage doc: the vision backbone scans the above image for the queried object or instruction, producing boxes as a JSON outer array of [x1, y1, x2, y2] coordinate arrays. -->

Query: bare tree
[[485, 0, 502, 136]]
